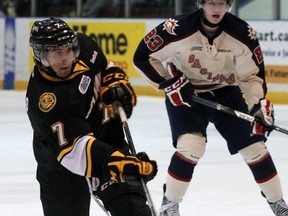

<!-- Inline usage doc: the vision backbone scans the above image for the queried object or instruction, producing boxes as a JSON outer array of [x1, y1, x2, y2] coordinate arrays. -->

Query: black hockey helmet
[[196, 0, 233, 10], [29, 17, 80, 69]]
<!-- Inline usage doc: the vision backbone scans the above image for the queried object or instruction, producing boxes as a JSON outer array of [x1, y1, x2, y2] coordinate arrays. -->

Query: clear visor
[[202, 0, 228, 14], [40, 44, 77, 67]]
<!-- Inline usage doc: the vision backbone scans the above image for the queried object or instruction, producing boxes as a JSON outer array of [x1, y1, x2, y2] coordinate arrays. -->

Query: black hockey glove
[[159, 68, 195, 107], [100, 67, 136, 119], [107, 150, 157, 183], [250, 98, 274, 136]]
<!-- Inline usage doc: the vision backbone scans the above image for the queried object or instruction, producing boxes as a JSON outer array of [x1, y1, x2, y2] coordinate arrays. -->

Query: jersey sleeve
[[224, 14, 267, 109], [133, 24, 171, 89], [133, 13, 201, 89], [57, 134, 114, 178], [237, 32, 266, 108]]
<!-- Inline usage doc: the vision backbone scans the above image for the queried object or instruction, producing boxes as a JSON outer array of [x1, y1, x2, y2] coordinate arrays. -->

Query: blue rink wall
[[1, 17, 288, 104]]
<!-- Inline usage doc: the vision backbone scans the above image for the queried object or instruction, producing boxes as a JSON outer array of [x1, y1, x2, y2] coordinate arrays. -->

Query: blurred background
[[0, 0, 287, 20], [1, 0, 288, 103]]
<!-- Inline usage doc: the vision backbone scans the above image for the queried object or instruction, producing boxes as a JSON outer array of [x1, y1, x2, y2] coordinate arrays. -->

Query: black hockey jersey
[[26, 33, 126, 177]]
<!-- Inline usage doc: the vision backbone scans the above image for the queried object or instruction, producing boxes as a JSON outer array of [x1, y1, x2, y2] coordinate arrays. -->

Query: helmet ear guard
[[29, 17, 80, 70]]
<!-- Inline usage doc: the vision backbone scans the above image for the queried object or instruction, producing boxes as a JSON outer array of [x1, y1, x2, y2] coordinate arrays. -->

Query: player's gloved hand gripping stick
[[250, 99, 274, 136], [113, 102, 158, 216], [191, 95, 288, 135]]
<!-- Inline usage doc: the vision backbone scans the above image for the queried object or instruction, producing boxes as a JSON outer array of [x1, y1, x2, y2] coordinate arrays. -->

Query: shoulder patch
[[248, 25, 257, 40], [163, 18, 179, 35], [39, 93, 57, 112]]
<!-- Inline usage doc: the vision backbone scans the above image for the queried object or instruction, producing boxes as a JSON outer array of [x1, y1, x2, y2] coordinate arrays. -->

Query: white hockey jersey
[[133, 10, 267, 109]]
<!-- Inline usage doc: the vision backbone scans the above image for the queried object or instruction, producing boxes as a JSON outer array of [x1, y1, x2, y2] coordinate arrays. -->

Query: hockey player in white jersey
[[133, 0, 288, 215]]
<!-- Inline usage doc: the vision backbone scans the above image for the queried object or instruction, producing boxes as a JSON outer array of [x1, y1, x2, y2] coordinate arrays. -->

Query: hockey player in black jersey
[[133, 0, 287, 215], [26, 17, 157, 216]]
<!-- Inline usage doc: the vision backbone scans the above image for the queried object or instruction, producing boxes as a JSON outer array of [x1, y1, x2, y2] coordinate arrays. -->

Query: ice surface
[[1, 90, 288, 215]]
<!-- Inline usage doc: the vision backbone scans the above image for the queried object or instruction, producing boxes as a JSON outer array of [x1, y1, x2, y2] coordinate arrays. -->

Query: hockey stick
[[113, 102, 157, 216], [86, 177, 111, 216], [191, 95, 288, 135]]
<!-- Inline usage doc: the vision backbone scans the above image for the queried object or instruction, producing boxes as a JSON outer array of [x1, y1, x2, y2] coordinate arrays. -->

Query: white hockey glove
[[250, 99, 274, 136], [159, 71, 195, 107]]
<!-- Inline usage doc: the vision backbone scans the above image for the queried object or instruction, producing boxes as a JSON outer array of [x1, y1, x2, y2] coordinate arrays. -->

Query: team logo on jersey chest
[[79, 75, 91, 94], [163, 18, 179, 35], [39, 93, 57, 112]]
